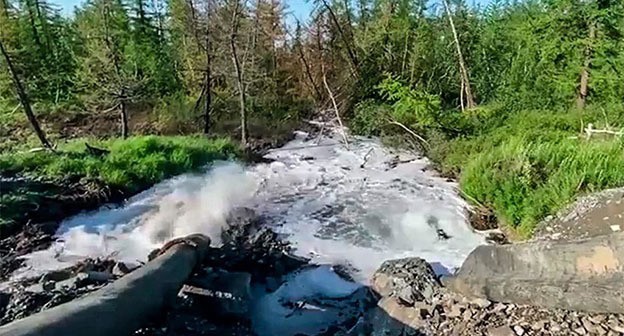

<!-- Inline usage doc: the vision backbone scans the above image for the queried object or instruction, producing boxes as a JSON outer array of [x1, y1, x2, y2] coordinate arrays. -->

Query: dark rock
[[371, 258, 441, 304], [485, 231, 510, 245], [183, 268, 252, 317]]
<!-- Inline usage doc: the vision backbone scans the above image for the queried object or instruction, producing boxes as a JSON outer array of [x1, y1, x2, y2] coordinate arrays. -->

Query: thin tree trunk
[[25, 0, 42, 48], [203, 0, 213, 135], [230, 0, 247, 146], [120, 89, 129, 138], [577, 22, 596, 110], [295, 31, 323, 102], [442, 0, 475, 110], [203, 32, 212, 134], [0, 39, 52, 149], [320, 0, 359, 73], [103, 2, 129, 138]]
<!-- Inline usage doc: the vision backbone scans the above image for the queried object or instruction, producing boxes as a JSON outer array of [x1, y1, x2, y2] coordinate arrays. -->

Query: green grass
[[0, 135, 239, 191], [0, 135, 240, 234], [430, 108, 624, 237]]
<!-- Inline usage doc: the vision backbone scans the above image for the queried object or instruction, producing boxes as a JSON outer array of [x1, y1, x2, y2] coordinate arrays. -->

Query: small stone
[[445, 304, 463, 318], [513, 325, 525, 335], [593, 324, 607, 335], [112, 262, 138, 276], [581, 317, 596, 333], [397, 287, 415, 306], [531, 320, 547, 330], [42, 280, 56, 291], [462, 308, 473, 321], [550, 322, 562, 332], [590, 315, 607, 324], [574, 326, 587, 335], [470, 298, 491, 309], [492, 303, 507, 313], [487, 326, 515, 336], [608, 321, 624, 333]]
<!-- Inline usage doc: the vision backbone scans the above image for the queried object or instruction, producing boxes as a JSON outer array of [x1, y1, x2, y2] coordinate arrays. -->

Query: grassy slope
[[0, 136, 239, 233], [428, 109, 624, 237]]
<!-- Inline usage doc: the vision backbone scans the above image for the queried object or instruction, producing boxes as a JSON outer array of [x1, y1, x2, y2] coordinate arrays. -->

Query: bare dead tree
[[229, 0, 248, 146], [0, 38, 53, 149], [322, 62, 348, 148], [577, 22, 596, 110], [442, 0, 476, 110]]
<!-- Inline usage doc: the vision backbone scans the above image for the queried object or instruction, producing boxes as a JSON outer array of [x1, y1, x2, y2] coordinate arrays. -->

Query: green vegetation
[[0, 136, 238, 234], [2, 0, 624, 238]]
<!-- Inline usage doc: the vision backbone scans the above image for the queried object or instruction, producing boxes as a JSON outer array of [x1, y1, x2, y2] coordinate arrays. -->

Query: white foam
[[251, 266, 362, 336], [11, 126, 483, 284], [6, 125, 485, 334]]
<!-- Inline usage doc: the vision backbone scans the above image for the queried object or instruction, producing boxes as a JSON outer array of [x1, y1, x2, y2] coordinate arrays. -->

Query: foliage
[[0, 136, 239, 191], [428, 107, 624, 236], [377, 76, 441, 128]]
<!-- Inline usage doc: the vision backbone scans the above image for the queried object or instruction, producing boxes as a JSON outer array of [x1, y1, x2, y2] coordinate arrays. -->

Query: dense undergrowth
[[0, 136, 239, 234], [350, 78, 624, 237]]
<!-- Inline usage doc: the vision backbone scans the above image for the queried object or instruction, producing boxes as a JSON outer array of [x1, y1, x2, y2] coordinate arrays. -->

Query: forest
[[1, 0, 624, 237]]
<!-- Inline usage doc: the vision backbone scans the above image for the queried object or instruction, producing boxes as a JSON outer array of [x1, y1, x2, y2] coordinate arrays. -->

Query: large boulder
[[368, 258, 442, 336], [446, 232, 624, 314]]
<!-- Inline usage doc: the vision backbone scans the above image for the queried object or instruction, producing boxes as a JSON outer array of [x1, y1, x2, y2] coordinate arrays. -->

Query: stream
[[8, 126, 485, 334]]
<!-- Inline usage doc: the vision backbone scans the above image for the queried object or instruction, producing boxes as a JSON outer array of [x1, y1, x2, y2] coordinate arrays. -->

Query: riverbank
[[352, 99, 624, 238], [0, 136, 240, 278]]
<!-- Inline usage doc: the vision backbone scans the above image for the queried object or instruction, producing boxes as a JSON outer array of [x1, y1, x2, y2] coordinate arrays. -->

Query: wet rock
[[183, 268, 252, 317], [112, 262, 139, 276], [40, 269, 73, 283], [75, 271, 114, 286], [486, 231, 510, 245]]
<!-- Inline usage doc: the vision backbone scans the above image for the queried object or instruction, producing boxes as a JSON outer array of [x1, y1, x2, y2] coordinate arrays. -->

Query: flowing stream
[[9, 126, 485, 334]]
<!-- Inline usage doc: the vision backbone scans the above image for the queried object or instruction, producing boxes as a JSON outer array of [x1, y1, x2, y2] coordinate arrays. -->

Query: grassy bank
[[350, 80, 624, 237], [429, 110, 624, 237], [0, 136, 239, 237]]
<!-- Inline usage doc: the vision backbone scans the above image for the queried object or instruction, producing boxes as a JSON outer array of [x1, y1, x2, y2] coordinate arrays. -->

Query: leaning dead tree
[[316, 13, 348, 149], [442, 0, 476, 111], [0, 38, 53, 149]]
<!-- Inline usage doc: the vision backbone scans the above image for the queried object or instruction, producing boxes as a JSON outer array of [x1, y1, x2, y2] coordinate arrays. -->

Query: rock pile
[[366, 257, 624, 336]]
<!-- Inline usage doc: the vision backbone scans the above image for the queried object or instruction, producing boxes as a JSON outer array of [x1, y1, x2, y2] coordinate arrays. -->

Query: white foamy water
[[12, 127, 483, 282]]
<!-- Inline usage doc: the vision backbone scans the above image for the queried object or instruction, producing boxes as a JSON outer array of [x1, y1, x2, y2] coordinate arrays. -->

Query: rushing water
[[10, 126, 485, 334]]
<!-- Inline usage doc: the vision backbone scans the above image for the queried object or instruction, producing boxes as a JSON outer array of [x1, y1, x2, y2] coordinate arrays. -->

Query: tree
[[442, 0, 476, 110], [228, 0, 248, 145], [0, 38, 52, 149], [75, 0, 135, 138]]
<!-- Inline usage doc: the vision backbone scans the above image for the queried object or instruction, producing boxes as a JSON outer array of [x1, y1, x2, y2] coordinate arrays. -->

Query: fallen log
[[0, 234, 210, 336], [446, 232, 624, 314]]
